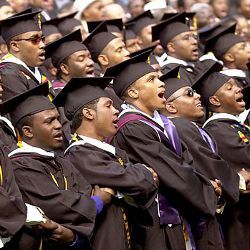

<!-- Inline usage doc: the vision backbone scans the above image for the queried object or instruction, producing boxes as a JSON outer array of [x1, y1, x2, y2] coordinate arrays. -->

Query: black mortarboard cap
[[0, 83, 54, 126], [198, 22, 221, 44], [87, 18, 123, 34], [126, 10, 155, 35], [130, 45, 158, 65], [0, 10, 41, 42], [161, 12, 178, 21], [42, 18, 61, 37], [45, 29, 87, 68], [198, 72, 232, 104], [104, 49, 155, 98], [83, 21, 118, 62], [56, 12, 82, 36], [204, 23, 245, 59], [53, 77, 112, 120], [124, 22, 137, 40], [0, 0, 10, 8], [152, 12, 190, 48], [160, 65, 191, 100]]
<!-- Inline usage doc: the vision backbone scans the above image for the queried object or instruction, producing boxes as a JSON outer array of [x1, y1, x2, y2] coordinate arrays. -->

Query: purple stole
[[197, 127, 217, 153]]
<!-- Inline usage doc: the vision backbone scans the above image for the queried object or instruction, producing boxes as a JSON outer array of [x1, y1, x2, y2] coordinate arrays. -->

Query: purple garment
[[91, 195, 104, 214], [198, 127, 217, 153]]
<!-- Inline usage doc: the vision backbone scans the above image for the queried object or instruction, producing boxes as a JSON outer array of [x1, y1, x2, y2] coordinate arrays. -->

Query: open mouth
[[192, 48, 199, 56], [112, 118, 119, 128], [158, 90, 166, 100], [236, 95, 246, 106], [85, 67, 95, 76], [54, 132, 63, 141], [39, 51, 45, 61]]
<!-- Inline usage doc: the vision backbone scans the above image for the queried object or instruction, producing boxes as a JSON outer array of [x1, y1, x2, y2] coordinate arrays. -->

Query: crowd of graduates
[[0, 0, 250, 250]]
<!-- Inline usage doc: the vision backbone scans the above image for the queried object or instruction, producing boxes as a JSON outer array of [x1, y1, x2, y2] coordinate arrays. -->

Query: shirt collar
[[203, 112, 241, 127], [160, 54, 195, 68], [220, 68, 246, 78], [8, 142, 54, 158]]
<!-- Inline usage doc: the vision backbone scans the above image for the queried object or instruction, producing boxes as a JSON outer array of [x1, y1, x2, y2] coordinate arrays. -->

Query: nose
[[55, 119, 62, 130], [87, 57, 94, 67], [194, 92, 201, 99], [123, 47, 130, 57], [158, 78, 165, 88], [112, 106, 119, 116]]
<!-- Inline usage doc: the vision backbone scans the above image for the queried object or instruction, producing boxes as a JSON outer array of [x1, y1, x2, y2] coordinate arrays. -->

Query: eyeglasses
[[168, 88, 196, 102], [14, 35, 45, 45], [171, 34, 199, 42]]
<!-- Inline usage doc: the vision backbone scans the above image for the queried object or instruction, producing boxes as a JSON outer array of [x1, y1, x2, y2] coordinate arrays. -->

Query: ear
[[98, 54, 109, 66], [166, 102, 177, 114], [223, 52, 234, 63], [136, 36, 143, 46], [49, 66, 58, 77], [9, 40, 20, 53], [60, 63, 70, 75], [22, 126, 33, 139], [82, 108, 95, 120], [167, 42, 175, 54], [127, 87, 139, 99], [209, 95, 221, 107]]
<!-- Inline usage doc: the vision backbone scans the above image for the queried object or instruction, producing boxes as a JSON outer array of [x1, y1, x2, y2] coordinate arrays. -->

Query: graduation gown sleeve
[[172, 117, 239, 204], [10, 154, 96, 238], [112, 120, 217, 216], [0, 147, 26, 237], [65, 144, 158, 209]]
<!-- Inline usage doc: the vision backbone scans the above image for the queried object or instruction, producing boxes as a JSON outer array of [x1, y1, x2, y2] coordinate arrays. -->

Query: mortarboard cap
[[161, 12, 178, 21], [152, 12, 190, 48], [104, 49, 155, 98], [0, 83, 54, 126], [130, 45, 158, 65], [56, 12, 82, 36], [45, 29, 86, 68], [126, 10, 155, 35], [42, 18, 62, 37], [0, 9, 41, 42], [197, 72, 232, 104], [204, 23, 245, 59], [124, 22, 137, 40], [87, 18, 123, 34], [53, 77, 112, 120], [160, 65, 192, 100], [83, 21, 118, 62]]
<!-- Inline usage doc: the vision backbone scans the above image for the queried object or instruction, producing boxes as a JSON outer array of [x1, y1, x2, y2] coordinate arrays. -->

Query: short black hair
[[16, 115, 33, 137], [71, 98, 99, 132]]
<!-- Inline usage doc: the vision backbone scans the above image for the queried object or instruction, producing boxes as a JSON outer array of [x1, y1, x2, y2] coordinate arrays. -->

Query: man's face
[[138, 24, 155, 48], [14, 31, 46, 67], [126, 38, 141, 53], [66, 50, 95, 77], [169, 31, 199, 62], [8, 0, 29, 13], [240, 0, 250, 19], [235, 17, 249, 37], [227, 42, 250, 70], [212, 0, 228, 19], [133, 71, 166, 114], [93, 97, 119, 138], [129, 0, 144, 17], [167, 86, 204, 121], [103, 37, 130, 67], [31, 108, 63, 150], [212, 78, 246, 115], [83, 1, 105, 21]]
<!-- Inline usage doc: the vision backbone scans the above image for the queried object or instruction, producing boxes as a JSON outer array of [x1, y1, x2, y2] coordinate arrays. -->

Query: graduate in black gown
[[53, 77, 158, 250], [105, 51, 218, 250], [0, 9, 51, 102], [196, 72, 250, 250], [0, 83, 113, 249], [158, 63, 240, 250]]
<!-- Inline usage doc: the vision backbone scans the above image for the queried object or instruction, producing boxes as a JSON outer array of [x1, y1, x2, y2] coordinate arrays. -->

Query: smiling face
[[128, 71, 166, 116], [168, 31, 199, 62], [210, 78, 246, 115], [166, 86, 204, 121]]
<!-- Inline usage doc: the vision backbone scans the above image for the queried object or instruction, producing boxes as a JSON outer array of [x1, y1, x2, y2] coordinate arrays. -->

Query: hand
[[145, 166, 159, 186], [92, 185, 112, 205], [238, 168, 250, 183], [40, 219, 75, 243], [210, 179, 222, 197]]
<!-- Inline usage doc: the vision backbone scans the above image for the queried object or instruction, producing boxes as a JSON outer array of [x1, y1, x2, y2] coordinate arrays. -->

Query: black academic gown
[[204, 117, 250, 250], [9, 149, 97, 249], [172, 117, 240, 250], [112, 111, 218, 250], [0, 146, 26, 239], [65, 141, 158, 250]]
